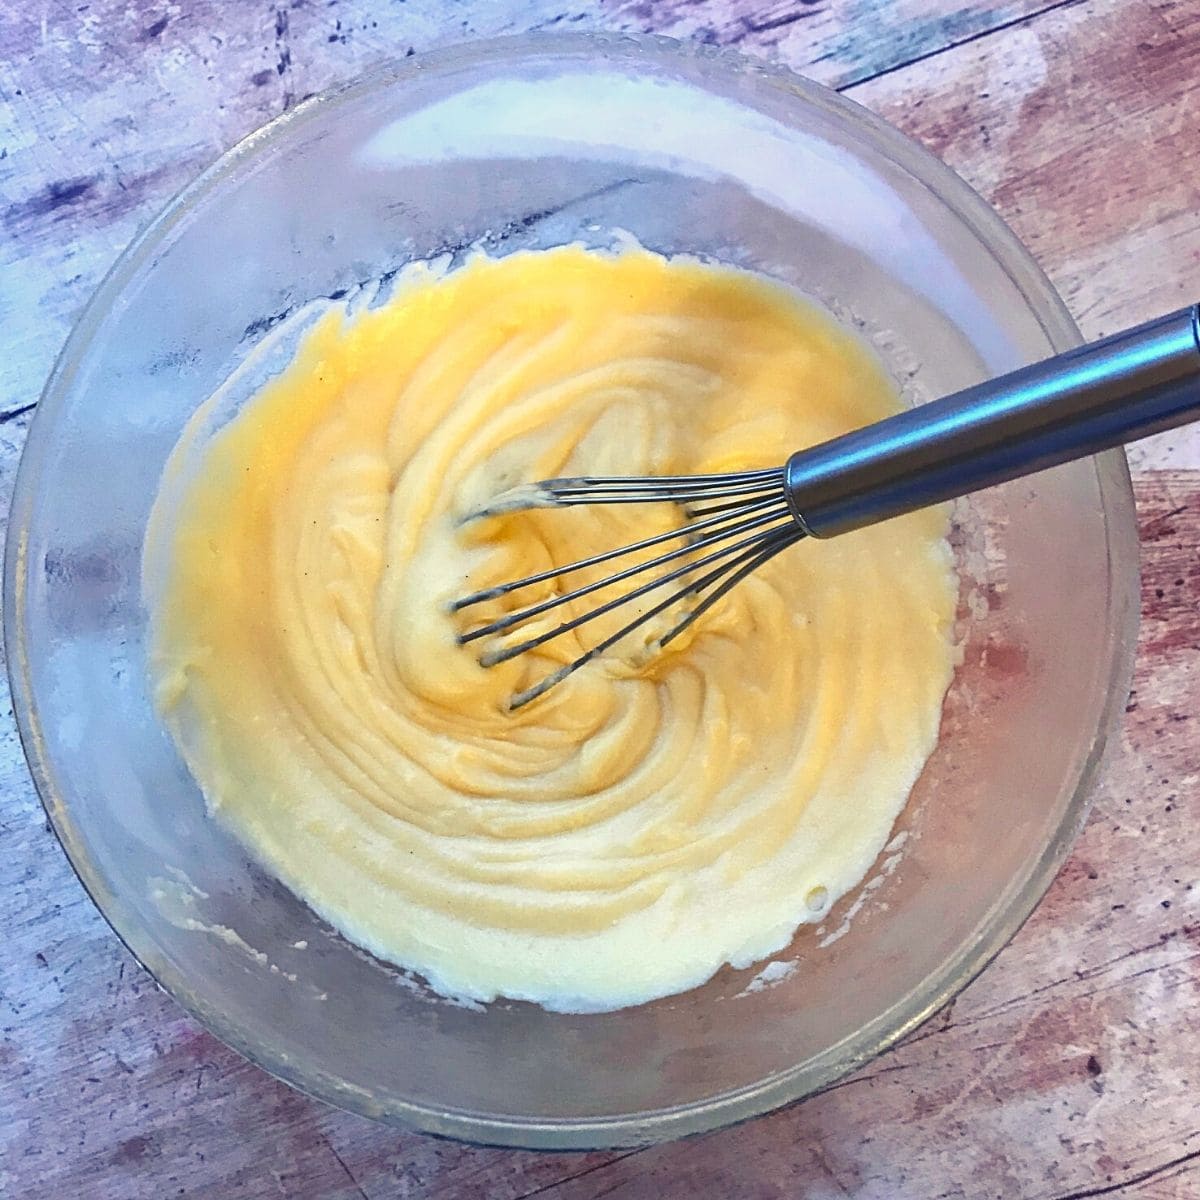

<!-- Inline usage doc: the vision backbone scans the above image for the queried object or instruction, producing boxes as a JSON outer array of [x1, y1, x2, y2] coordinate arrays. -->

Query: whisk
[[455, 305, 1200, 708]]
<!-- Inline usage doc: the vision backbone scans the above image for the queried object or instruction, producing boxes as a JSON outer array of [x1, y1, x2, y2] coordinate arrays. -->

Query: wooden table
[[2, 3, 1199, 1196]]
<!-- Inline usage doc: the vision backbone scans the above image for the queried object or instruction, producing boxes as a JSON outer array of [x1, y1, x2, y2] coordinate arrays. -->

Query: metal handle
[[785, 305, 1200, 538]]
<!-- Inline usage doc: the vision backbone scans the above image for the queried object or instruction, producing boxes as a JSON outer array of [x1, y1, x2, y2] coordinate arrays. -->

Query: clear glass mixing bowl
[[5, 33, 1139, 1148]]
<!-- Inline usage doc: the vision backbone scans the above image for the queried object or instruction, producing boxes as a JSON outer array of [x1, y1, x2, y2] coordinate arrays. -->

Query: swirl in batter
[[147, 245, 958, 1010]]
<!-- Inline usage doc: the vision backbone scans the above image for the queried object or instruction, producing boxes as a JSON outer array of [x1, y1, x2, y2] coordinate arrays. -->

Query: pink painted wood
[[2, 2, 1199, 1196]]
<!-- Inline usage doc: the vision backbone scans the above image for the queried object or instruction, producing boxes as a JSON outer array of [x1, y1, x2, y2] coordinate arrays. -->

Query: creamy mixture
[[147, 245, 958, 1010]]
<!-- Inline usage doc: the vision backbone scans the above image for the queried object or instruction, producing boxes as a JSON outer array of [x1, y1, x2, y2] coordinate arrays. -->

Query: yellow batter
[[146, 245, 958, 1011]]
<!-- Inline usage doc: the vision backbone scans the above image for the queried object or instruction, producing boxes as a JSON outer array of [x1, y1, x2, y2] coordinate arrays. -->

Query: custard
[[146, 245, 957, 1010]]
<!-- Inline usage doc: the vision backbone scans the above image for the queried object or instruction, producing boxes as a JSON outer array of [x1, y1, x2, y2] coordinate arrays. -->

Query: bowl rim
[[4, 29, 1141, 1149]]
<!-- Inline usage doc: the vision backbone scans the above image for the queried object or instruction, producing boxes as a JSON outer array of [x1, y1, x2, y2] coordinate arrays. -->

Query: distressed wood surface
[[2, 2, 1199, 1198]]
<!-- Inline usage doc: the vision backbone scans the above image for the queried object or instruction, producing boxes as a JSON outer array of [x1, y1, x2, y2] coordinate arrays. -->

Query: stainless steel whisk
[[455, 305, 1200, 708]]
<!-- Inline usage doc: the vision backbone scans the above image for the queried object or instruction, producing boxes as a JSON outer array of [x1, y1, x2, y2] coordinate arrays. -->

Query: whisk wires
[[454, 469, 803, 708]]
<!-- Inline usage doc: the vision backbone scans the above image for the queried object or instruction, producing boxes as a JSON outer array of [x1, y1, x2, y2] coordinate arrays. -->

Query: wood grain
[[848, 0, 1200, 472], [3, 1, 1200, 1197], [598, 0, 1064, 84]]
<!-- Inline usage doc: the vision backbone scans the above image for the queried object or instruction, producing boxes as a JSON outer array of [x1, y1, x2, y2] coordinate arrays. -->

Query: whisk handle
[[784, 304, 1200, 538]]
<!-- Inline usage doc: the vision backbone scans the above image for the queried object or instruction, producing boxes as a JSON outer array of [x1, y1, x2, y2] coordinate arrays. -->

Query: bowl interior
[[7, 35, 1138, 1147]]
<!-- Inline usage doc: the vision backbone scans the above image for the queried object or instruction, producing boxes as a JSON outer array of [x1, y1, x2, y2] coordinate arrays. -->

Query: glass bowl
[[5, 33, 1139, 1148]]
